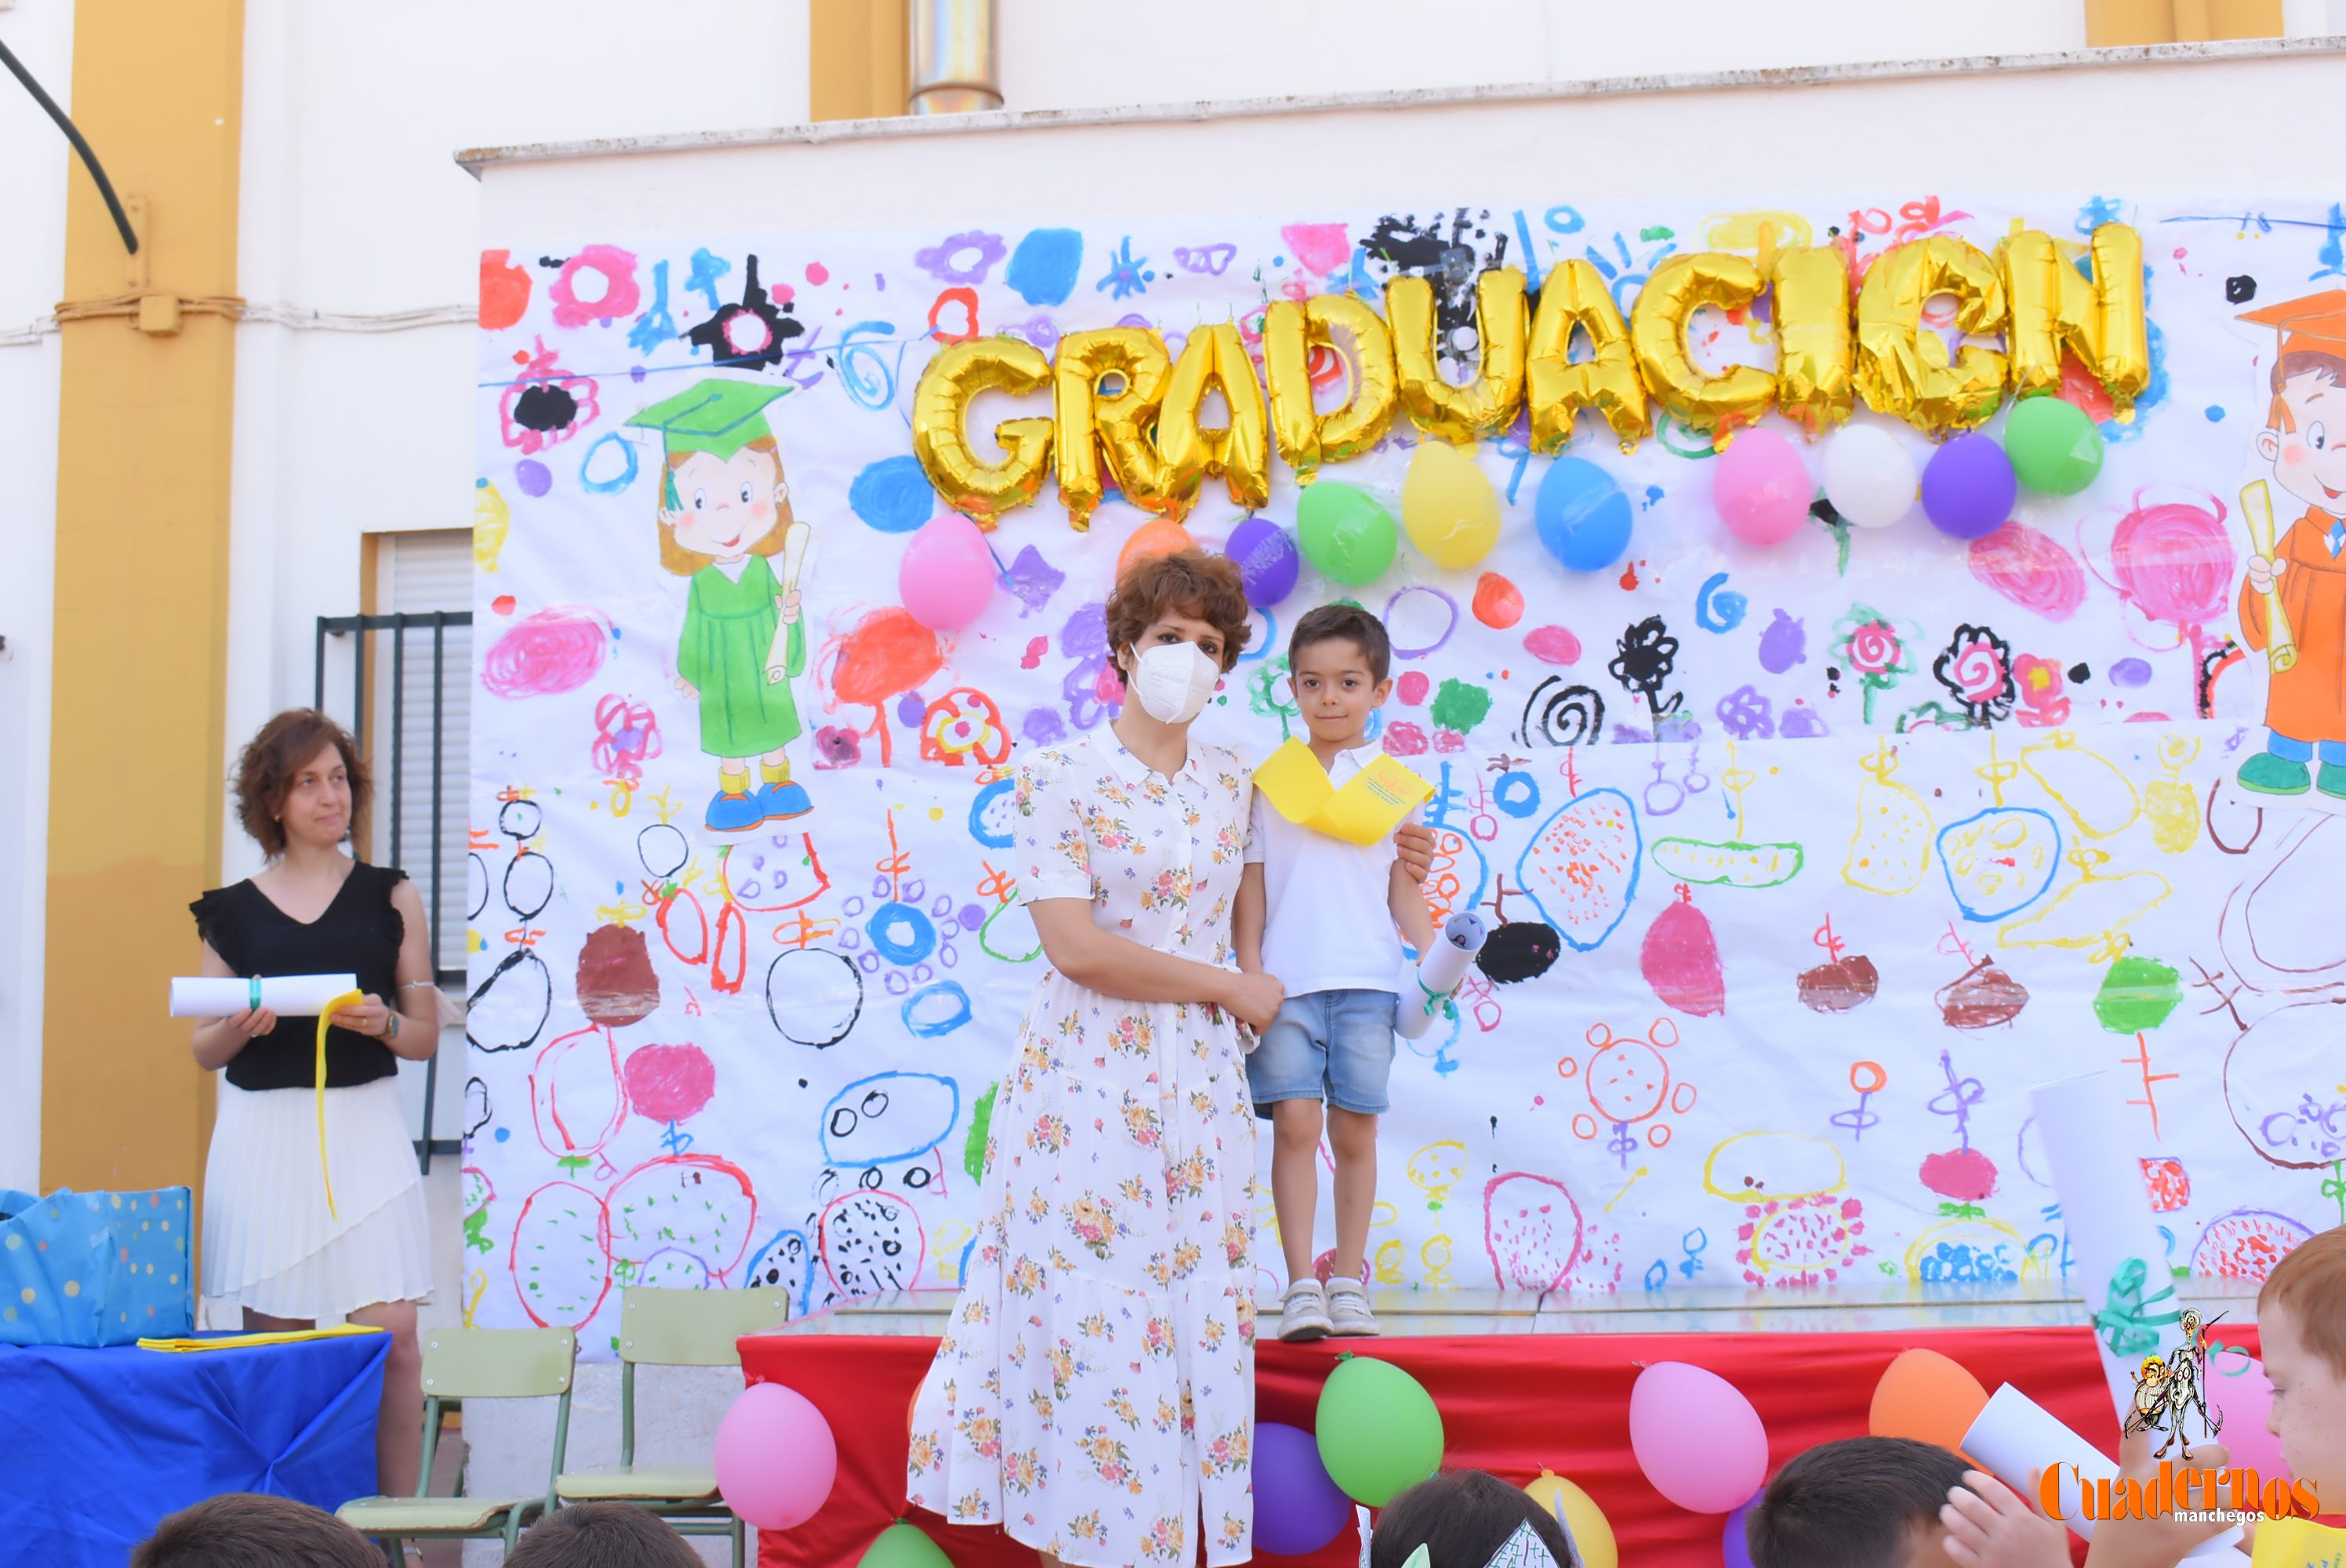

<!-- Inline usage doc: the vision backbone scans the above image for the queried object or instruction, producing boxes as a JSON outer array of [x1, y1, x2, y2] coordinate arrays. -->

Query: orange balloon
[[1116, 519, 1197, 583], [1868, 1348, 1989, 1462]]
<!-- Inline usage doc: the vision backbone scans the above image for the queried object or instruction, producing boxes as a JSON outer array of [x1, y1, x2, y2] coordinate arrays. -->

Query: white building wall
[[0, 0, 74, 1193]]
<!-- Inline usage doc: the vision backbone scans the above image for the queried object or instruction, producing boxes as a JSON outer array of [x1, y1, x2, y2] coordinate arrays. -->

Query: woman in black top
[[189, 710, 440, 1503]]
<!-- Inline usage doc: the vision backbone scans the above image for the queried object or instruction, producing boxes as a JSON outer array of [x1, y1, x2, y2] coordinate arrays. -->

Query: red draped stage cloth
[[740, 1323, 2262, 1568]]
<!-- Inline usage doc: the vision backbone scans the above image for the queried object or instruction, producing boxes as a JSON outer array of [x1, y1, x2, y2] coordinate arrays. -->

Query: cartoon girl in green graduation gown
[[626, 379, 812, 832]]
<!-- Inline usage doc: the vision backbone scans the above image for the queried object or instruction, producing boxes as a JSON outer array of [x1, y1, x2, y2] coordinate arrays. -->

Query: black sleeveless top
[[190, 862, 407, 1091]]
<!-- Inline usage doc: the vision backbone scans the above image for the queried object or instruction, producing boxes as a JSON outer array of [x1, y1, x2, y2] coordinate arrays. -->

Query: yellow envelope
[[1253, 738, 1433, 846], [2251, 1515, 2346, 1567]]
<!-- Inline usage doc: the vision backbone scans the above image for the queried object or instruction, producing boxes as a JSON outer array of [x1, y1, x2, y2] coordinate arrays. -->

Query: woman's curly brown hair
[[233, 710, 369, 856], [1104, 548, 1252, 686]]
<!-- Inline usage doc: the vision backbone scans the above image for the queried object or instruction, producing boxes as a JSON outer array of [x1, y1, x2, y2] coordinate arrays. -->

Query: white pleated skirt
[[202, 1075, 435, 1320]]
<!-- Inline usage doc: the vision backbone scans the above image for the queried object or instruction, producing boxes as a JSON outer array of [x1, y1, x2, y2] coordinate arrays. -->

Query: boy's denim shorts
[[1246, 988, 1398, 1118]]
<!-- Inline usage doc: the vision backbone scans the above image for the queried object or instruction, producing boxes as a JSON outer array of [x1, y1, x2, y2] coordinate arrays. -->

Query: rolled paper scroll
[[1395, 912, 1488, 1041], [1961, 1383, 2241, 1554], [2239, 481, 2298, 674], [2030, 1069, 2189, 1423], [169, 974, 360, 1018]]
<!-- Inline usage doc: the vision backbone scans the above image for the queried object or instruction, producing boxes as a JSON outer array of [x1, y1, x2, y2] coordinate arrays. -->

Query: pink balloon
[[2206, 1352, 2290, 1481], [1629, 1362, 1769, 1513], [1712, 428, 1813, 546], [714, 1381, 837, 1530], [899, 515, 996, 631]]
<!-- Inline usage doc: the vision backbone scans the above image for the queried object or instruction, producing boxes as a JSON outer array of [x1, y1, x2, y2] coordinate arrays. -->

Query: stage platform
[[761, 1275, 2259, 1338], [743, 1282, 2261, 1568]]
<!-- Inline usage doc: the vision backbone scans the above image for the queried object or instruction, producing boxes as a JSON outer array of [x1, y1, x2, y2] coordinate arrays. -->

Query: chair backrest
[[619, 1286, 790, 1367], [420, 1326, 576, 1399]]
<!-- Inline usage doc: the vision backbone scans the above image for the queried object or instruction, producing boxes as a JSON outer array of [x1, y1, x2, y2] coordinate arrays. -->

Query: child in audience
[[2259, 1223, 2346, 1505], [1237, 603, 1436, 1341], [1748, 1436, 1987, 1568], [132, 1494, 383, 1568], [507, 1502, 703, 1567], [1370, 1469, 1578, 1567]]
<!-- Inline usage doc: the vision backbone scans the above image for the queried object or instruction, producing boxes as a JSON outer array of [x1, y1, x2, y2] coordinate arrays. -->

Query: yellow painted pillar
[[42, 0, 244, 1193], [811, 0, 908, 121]]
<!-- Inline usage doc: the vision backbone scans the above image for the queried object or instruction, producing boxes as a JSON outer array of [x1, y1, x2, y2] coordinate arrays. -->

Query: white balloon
[[1821, 423, 1919, 530]]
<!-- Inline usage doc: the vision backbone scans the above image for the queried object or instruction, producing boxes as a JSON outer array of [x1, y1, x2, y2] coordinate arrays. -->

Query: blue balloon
[[1535, 456, 1632, 572]]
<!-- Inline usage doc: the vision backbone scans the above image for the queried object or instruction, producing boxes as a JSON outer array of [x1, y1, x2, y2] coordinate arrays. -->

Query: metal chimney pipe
[[906, 0, 1000, 114]]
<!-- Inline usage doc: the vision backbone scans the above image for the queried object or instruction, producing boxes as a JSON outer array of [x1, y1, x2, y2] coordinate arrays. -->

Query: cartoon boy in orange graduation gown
[[2238, 289, 2346, 798]]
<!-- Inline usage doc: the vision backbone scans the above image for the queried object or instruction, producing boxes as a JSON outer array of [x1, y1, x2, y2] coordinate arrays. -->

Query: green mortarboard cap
[[625, 379, 792, 460]]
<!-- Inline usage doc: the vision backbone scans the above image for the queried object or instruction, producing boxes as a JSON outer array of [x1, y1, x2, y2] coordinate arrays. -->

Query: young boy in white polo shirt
[[1235, 604, 1436, 1340]]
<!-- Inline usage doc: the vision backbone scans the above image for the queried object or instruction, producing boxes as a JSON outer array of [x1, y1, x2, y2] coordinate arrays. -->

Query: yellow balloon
[[1400, 440, 1501, 570], [2005, 223, 2148, 416], [1771, 245, 1854, 436], [1389, 267, 1527, 445], [1631, 252, 1775, 438], [1263, 294, 1399, 483], [1158, 321, 1269, 516], [1527, 259, 1649, 454], [1854, 235, 2009, 437], [1523, 1471, 1618, 1568], [1052, 327, 1175, 531], [910, 337, 1055, 530]]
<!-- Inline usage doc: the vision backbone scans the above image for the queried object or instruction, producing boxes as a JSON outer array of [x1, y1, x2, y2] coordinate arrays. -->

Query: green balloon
[[857, 1523, 955, 1568], [2004, 395, 2104, 496], [1295, 481, 1399, 586], [1315, 1354, 1445, 1507]]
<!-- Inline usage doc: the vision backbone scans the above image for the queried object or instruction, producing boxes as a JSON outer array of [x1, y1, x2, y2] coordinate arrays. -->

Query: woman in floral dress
[[908, 551, 1283, 1566]]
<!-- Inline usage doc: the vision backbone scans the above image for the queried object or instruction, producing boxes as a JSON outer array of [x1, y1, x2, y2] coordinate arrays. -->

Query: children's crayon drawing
[[470, 198, 2346, 1347]]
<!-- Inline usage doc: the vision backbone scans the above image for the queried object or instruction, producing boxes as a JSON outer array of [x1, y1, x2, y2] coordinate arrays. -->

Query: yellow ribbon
[[316, 989, 364, 1221], [137, 1323, 386, 1353]]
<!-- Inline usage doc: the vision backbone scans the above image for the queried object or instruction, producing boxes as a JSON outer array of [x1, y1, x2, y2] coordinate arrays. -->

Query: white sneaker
[[1326, 1279, 1379, 1337], [1276, 1279, 1332, 1341]]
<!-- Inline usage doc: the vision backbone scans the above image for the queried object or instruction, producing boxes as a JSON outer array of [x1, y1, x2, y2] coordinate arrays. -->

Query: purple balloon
[[1253, 1421, 1350, 1557], [1723, 1493, 1761, 1568], [1226, 515, 1300, 608], [1920, 434, 2016, 541]]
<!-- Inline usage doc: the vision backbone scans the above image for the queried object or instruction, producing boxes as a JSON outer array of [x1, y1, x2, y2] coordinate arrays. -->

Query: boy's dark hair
[[1745, 1436, 1967, 1568], [1289, 601, 1393, 684], [131, 1494, 383, 1568], [1370, 1469, 1576, 1568], [507, 1502, 703, 1568]]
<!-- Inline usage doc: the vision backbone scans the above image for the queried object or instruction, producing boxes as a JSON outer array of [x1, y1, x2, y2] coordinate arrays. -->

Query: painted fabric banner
[[468, 195, 2346, 1348]]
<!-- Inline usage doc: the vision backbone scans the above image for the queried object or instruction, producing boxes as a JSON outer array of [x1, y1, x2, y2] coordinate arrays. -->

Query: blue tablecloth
[[0, 1330, 388, 1566]]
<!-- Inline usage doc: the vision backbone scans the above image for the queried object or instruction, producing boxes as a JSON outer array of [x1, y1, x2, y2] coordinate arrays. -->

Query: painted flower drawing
[[1834, 602, 1919, 724], [1932, 623, 2017, 724], [2013, 653, 2072, 728]]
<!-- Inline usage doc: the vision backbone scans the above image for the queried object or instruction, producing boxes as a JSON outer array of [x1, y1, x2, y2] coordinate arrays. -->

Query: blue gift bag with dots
[[0, 1188, 194, 1347]]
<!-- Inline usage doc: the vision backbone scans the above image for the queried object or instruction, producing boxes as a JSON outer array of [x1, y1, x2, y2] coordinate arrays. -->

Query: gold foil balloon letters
[[1526, 260, 1650, 454], [1854, 236, 2010, 436], [1388, 268, 1527, 445], [1263, 295, 1398, 483], [2004, 223, 2148, 416], [1157, 321, 1270, 514], [1770, 246, 1854, 436], [910, 337, 1055, 530], [1052, 327, 1175, 530], [1631, 253, 1776, 437]]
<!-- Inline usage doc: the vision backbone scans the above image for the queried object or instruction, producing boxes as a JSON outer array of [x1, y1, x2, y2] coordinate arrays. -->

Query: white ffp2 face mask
[[1128, 641, 1221, 724]]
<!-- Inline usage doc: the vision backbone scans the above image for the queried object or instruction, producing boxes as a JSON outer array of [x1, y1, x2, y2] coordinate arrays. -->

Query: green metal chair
[[553, 1285, 791, 1568], [339, 1326, 577, 1560]]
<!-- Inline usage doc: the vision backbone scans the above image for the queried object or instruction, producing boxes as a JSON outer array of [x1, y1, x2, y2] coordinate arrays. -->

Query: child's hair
[[2267, 351, 2345, 433], [658, 435, 792, 575], [130, 1494, 383, 1568], [1103, 548, 1252, 685], [1289, 601, 1393, 685], [1370, 1469, 1577, 1568], [506, 1501, 703, 1568], [231, 708, 369, 857], [2261, 1225, 2346, 1377], [1745, 1436, 1967, 1568]]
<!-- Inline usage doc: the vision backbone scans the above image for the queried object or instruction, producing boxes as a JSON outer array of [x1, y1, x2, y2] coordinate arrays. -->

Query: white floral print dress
[[909, 732, 1258, 1567]]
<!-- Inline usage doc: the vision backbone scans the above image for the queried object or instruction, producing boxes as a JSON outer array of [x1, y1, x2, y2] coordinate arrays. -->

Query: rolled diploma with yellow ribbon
[[2240, 481, 2299, 674], [1960, 1384, 2241, 1553], [168, 973, 361, 1220], [169, 974, 359, 1017], [1251, 738, 1433, 847], [2032, 1068, 2191, 1425], [1395, 911, 1487, 1040]]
